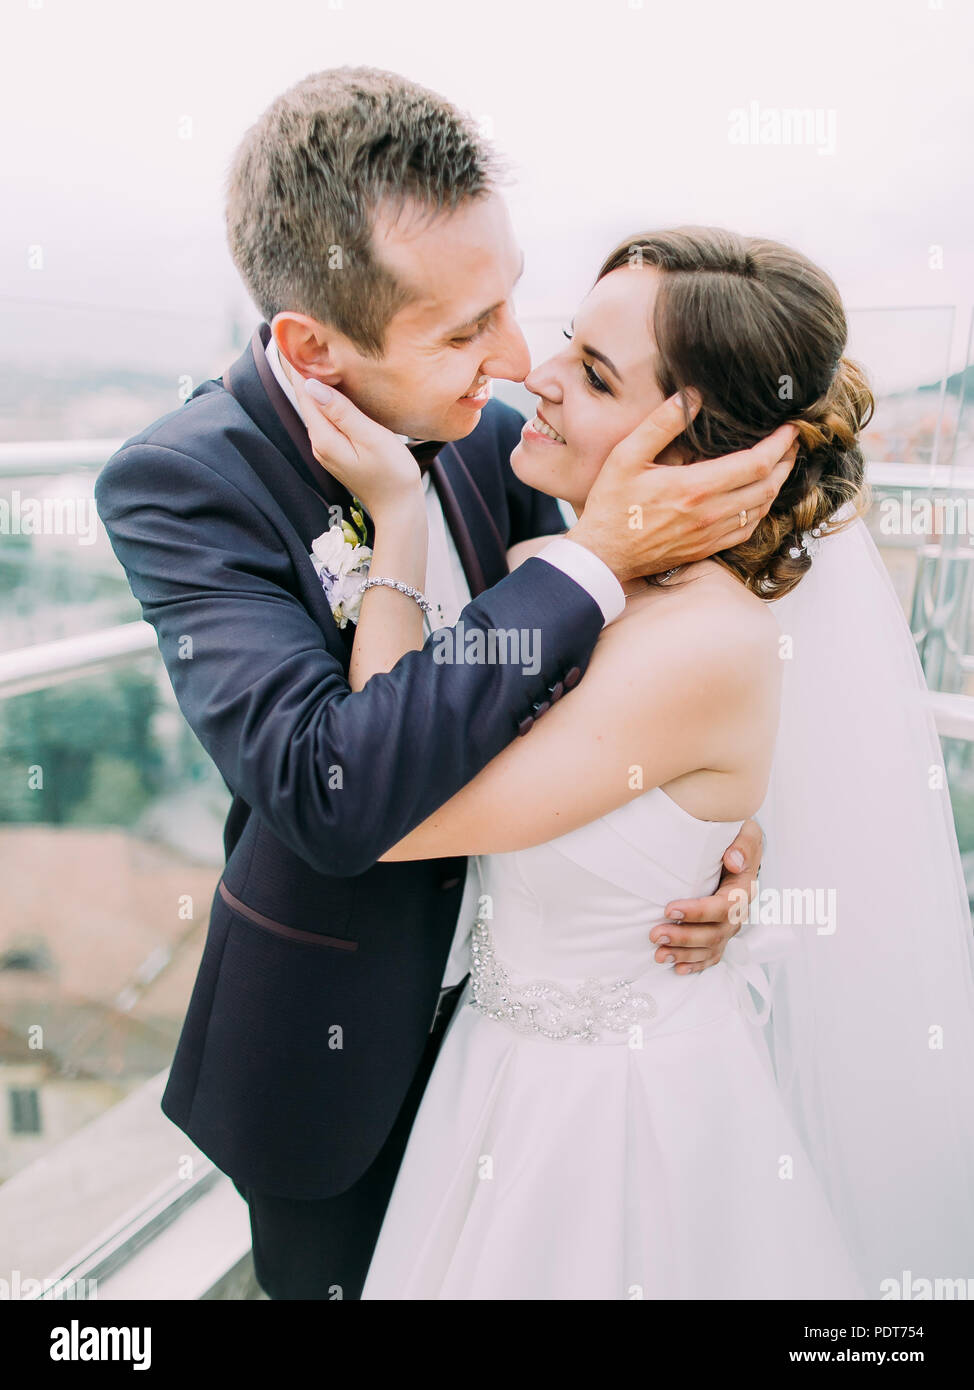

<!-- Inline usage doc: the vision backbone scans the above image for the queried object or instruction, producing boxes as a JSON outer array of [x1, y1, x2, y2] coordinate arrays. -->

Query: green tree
[[0, 667, 161, 825]]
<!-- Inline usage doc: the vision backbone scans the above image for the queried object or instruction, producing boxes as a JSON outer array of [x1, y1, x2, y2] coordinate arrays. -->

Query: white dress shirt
[[263, 337, 624, 986]]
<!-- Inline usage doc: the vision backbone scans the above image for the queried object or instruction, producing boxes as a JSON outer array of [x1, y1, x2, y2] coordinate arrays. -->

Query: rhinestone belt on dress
[[468, 909, 658, 1044]]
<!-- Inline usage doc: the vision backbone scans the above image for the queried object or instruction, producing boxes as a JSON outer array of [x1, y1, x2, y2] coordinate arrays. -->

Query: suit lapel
[[220, 325, 357, 658]]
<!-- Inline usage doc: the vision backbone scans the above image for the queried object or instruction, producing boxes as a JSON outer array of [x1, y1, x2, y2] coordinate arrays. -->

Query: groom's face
[[325, 191, 530, 441]]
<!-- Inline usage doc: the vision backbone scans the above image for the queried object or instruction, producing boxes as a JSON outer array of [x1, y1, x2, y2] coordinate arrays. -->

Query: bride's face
[[510, 265, 677, 511]]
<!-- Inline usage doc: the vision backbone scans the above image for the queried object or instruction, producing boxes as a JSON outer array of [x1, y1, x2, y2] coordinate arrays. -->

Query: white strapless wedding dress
[[362, 786, 865, 1300]]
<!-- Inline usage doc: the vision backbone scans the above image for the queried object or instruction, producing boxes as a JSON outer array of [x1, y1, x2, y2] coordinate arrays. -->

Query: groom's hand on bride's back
[[567, 392, 798, 581], [649, 819, 763, 974]]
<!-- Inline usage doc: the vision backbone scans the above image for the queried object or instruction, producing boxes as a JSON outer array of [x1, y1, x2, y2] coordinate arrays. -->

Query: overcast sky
[[2, 0, 972, 391]]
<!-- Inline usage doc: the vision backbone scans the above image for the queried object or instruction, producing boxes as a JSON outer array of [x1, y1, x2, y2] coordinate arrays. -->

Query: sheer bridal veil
[[739, 504, 974, 1295]]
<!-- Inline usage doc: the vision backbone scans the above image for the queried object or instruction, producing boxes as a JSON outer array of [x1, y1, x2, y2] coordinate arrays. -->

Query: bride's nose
[[524, 358, 563, 403]]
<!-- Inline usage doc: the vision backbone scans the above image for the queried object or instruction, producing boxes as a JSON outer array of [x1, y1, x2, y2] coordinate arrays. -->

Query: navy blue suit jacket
[[94, 324, 604, 1198]]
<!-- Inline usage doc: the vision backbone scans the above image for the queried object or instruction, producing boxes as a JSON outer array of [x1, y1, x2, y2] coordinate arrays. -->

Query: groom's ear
[[272, 311, 344, 386]]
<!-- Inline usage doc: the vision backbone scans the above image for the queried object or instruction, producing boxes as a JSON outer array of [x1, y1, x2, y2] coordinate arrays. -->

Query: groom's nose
[[480, 306, 532, 384]]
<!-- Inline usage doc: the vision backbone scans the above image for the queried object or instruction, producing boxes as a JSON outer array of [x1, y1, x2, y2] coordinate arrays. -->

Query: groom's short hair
[[226, 67, 503, 357]]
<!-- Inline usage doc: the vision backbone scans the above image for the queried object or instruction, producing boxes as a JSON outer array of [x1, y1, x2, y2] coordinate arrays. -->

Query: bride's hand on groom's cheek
[[650, 818, 763, 974], [294, 376, 422, 516], [567, 391, 799, 582]]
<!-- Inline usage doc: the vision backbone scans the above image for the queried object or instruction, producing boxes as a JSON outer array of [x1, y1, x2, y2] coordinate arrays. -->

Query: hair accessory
[[788, 526, 824, 561]]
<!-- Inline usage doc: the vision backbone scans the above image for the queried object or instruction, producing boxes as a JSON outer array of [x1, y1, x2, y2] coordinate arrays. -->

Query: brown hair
[[226, 67, 504, 357], [596, 227, 874, 599]]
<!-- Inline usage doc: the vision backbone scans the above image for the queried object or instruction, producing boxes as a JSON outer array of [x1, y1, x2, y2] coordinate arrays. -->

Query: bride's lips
[[522, 405, 567, 446]]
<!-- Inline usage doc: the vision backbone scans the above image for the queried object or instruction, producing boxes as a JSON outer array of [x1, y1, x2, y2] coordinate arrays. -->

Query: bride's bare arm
[[293, 375, 431, 690], [506, 535, 558, 571], [347, 488, 428, 690], [379, 601, 780, 860]]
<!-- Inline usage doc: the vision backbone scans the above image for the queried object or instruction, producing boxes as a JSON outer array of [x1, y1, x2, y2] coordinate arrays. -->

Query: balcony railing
[[0, 440, 120, 478], [0, 623, 158, 700], [0, 456, 255, 1293]]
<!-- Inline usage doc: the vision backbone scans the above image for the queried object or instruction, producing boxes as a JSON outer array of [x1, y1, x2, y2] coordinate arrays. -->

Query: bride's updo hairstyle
[[596, 227, 874, 599]]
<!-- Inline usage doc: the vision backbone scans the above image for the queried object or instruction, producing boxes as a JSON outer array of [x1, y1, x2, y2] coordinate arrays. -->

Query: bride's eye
[[583, 362, 610, 394]]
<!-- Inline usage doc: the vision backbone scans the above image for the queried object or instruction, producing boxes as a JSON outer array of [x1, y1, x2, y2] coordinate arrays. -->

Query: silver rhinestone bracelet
[[361, 575, 434, 617]]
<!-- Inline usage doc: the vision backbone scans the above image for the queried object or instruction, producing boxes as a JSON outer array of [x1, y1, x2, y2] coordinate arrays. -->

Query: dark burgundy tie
[[406, 439, 444, 474]]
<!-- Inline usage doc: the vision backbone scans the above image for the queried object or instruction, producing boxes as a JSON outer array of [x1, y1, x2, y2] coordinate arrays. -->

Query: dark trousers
[[232, 977, 467, 1300]]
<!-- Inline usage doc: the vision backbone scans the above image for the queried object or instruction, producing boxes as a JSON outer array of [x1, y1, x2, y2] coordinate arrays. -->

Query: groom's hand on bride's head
[[649, 818, 764, 974], [566, 392, 798, 583]]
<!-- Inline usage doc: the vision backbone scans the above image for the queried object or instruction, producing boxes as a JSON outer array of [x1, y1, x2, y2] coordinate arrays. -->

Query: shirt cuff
[[535, 537, 626, 625]]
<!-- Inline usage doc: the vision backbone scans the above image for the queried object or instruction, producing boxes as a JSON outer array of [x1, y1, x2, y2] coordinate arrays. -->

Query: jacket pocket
[[218, 880, 358, 952]]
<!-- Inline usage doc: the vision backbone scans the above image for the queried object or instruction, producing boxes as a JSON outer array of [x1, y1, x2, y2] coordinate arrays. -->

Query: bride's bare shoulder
[[603, 558, 781, 685], [676, 559, 781, 641]]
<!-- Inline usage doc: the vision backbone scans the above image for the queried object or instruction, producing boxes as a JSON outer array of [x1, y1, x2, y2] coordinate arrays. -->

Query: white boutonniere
[[309, 499, 372, 629]]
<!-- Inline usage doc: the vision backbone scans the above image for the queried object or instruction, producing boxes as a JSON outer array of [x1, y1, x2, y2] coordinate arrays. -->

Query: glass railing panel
[[0, 654, 230, 1206]]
